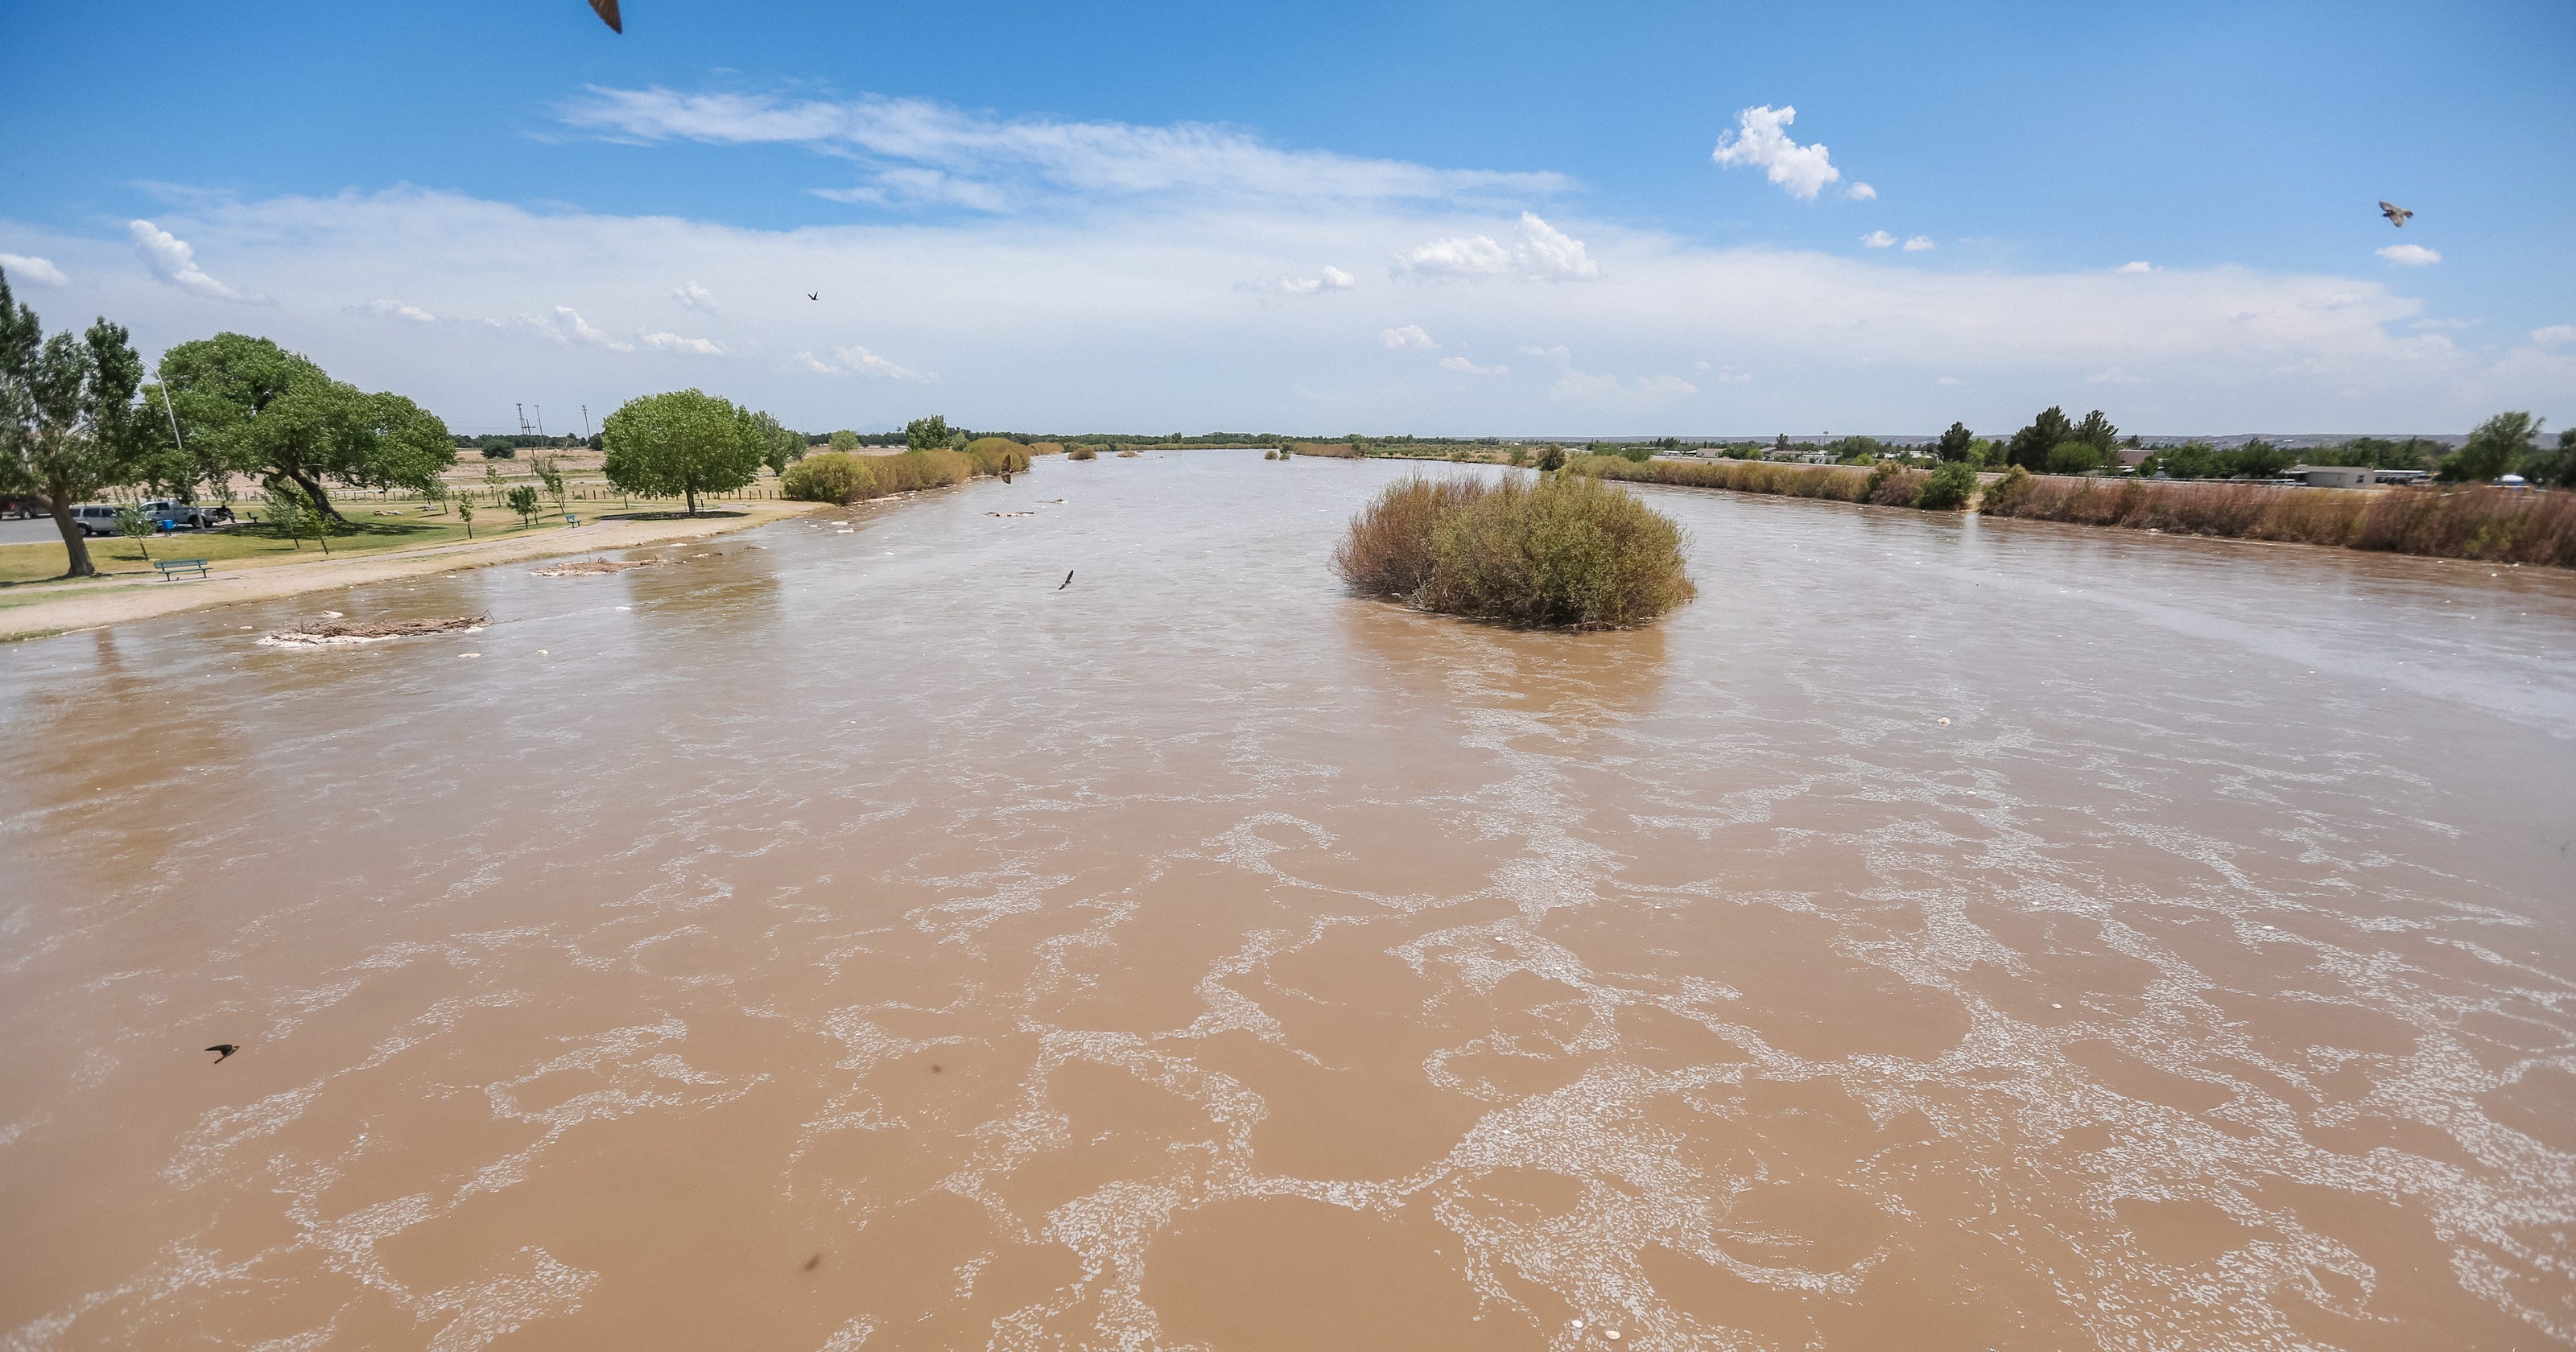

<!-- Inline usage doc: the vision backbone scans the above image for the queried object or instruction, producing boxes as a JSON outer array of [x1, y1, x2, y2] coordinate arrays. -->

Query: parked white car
[[68, 504, 122, 536]]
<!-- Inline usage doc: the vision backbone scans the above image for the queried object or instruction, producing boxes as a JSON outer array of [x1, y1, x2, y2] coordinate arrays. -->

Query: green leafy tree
[[2004, 406, 2074, 471], [2440, 411, 2541, 483], [0, 270, 151, 578], [530, 452, 568, 518], [158, 333, 454, 523], [2227, 441, 2293, 480], [602, 389, 766, 515], [1534, 445, 1567, 472], [747, 409, 806, 476], [115, 502, 155, 563], [904, 415, 953, 452], [263, 482, 328, 553], [2070, 408, 2120, 452], [452, 489, 475, 538], [1934, 422, 1975, 462], [828, 429, 861, 452], [506, 484, 541, 526]]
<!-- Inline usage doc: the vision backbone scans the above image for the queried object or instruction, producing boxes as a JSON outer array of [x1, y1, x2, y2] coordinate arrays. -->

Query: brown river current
[[4, 451, 2574, 1351]]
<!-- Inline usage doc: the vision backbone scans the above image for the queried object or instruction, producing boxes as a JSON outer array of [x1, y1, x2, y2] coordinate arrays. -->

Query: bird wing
[[588, 0, 622, 32]]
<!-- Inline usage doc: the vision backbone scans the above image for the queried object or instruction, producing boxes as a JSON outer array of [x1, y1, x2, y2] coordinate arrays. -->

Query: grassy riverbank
[[0, 500, 822, 641], [1569, 455, 2576, 569]]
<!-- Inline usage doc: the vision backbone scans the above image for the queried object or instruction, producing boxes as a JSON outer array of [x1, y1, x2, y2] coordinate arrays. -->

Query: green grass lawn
[[0, 505, 609, 586]]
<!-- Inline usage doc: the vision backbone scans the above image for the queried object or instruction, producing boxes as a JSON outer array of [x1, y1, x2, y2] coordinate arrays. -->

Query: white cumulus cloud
[[0, 254, 69, 286], [2532, 325, 2576, 347], [1711, 105, 1845, 200], [1901, 236, 1934, 251], [672, 280, 718, 312], [797, 344, 929, 381], [1395, 212, 1599, 282], [1846, 182, 1876, 201], [1381, 324, 1437, 350], [128, 220, 264, 303], [2376, 244, 2441, 266], [1437, 356, 1506, 375], [1861, 231, 1897, 249], [2116, 261, 2153, 274]]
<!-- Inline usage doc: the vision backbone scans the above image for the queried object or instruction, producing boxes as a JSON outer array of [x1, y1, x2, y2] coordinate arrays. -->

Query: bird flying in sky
[[205, 1044, 240, 1063], [588, 0, 621, 32], [807, 291, 819, 301], [2380, 200, 2413, 228]]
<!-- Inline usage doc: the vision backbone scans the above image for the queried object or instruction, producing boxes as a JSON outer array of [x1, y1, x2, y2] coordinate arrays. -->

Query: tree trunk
[[684, 485, 698, 517], [45, 497, 97, 579], [286, 467, 347, 523]]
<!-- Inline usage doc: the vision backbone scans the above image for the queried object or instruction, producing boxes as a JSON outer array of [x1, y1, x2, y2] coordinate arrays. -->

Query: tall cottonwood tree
[[156, 332, 453, 522], [601, 389, 766, 516], [0, 268, 150, 579]]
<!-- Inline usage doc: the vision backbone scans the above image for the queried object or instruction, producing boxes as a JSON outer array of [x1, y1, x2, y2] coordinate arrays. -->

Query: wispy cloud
[[795, 344, 929, 381], [1381, 324, 1436, 350], [1240, 264, 1357, 295], [1711, 105, 1847, 200], [2086, 367, 2147, 384], [2115, 261, 2153, 274], [1861, 230, 1897, 249], [639, 330, 727, 357], [672, 280, 718, 312], [524, 305, 634, 351], [1845, 182, 1876, 201], [0, 253, 69, 286], [349, 299, 439, 322], [2376, 244, 2441, 266], [128, 220, 265, 303], [1395, 212, 1599, 282], [2533, 325, 2576, 348], [1901, 236, 1934, 252], [1522, 344, 1695, 401], [560, 87, 1569, 210], [1437, 356, 1506, 375]]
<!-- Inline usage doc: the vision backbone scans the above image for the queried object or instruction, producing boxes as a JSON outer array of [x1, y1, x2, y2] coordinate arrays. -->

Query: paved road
[[1, 517, 74, 546]]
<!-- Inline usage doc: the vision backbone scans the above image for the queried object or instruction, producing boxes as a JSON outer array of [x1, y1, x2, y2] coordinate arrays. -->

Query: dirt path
[[0, 501, 824, 641]]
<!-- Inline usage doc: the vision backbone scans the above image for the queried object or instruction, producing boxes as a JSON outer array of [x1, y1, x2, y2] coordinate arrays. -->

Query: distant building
[[2116, 447, 2153, 468], [2290, 465, 2375, 488]]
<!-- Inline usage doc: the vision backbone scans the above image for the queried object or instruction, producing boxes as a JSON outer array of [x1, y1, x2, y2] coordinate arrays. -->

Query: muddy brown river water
[[4, 451, 2574, 1351]]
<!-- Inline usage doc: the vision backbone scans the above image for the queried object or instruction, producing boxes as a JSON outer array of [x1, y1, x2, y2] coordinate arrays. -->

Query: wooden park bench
[[153, 558, 212, 581]]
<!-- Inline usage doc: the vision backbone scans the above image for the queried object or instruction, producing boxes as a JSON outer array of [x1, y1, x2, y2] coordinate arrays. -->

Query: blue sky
[[3, 0, 2569, 436]]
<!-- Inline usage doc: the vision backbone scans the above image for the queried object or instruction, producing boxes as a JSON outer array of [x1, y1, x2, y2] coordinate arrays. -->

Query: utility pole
[[580, 405, 592, 441], [535, 405, 547, 442]]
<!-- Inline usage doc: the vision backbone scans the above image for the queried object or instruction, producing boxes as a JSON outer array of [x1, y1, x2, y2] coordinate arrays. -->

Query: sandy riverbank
[[0, 500, 824, 641]]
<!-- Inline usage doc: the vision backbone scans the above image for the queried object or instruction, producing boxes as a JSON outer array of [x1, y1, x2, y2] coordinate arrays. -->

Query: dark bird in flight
[[206, 1044, 240, 1063], [806, 292, 819, 301], [588, 0, 621, 31], [1059, 570, 1074, 590], [2379, 200, 2413, 228]]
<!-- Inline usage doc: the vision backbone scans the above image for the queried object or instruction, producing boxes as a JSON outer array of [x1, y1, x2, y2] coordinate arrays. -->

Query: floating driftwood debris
[[532, 556, 668, 577], [258, 615, 487, 647], [985, 511, 1035, 517]]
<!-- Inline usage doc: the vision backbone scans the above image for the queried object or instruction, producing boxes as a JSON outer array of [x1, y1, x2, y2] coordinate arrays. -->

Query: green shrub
[[1335, 475, 1695, 629], [1534, 446, 1567, 472], [2046, 440, 2105, 476], [781, 451, 877, 503], [1980, 464, 2035, 514], [1913, 460, 1979, 510]]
